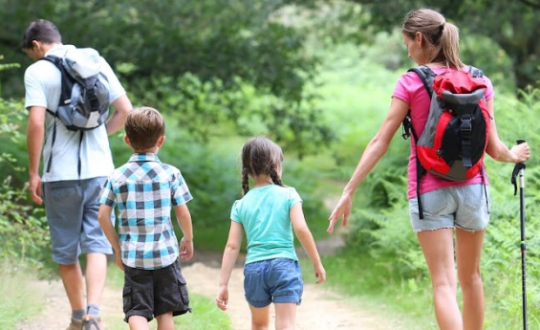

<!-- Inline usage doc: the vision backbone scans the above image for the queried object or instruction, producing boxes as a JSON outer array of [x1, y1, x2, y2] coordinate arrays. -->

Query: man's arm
[[27, 106, 46, 204], [106, 94, 132, 135]]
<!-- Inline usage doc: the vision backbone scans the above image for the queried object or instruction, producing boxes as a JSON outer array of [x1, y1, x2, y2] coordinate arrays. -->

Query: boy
[[98, 107, 193, 330]]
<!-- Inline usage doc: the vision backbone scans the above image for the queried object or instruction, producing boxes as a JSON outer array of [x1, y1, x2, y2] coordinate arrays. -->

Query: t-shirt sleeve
[[99, 58, 126, 104], [482, 74, 494, 101], [230, 200, 242, 223], [391, 72, 414, 104], [24, 66, 48, 109], [99, 178, 116, 207], [288, 188, 303, 209], [171, 170, 193, 206]]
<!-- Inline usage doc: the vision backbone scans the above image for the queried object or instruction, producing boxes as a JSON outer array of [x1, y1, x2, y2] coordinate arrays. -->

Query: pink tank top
[[392, 66, 494, 198]]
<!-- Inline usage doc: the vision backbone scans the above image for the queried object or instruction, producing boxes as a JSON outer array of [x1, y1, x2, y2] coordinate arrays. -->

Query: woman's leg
[[455, 228, 485, 330], [417, 228, 463, 330], [274, 303, 296, 330], [249, 304, 271, 330]]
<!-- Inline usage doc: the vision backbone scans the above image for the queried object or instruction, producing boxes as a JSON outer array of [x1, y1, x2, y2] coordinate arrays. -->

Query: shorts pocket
[[122, 286, 132, 314], [419, 189, 448, 216], [177, 273, 190, 308]]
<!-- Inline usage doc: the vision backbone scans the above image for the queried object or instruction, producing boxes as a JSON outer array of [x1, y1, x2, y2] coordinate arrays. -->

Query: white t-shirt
[[24, 45, 126, 182]]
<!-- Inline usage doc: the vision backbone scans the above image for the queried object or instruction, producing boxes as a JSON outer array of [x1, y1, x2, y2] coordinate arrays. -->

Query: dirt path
[[17, 236, 400, 330]]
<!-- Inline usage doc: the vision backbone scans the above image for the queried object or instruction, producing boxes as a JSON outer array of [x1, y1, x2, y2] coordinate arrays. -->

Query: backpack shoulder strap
[[408, 66, 436, 98], [39, 55, 74, 111], [468, 65, 484, 78]]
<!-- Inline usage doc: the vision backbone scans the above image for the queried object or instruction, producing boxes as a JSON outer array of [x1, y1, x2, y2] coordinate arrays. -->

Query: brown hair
[[125, 107, 165, 151], [21, 19, 62, 49], [402, 8, 463, 69], [240, 136, 284, 195]]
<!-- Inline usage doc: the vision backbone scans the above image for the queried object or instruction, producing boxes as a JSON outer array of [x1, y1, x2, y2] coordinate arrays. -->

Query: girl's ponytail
[[269, 166, 283, 187], [242, 167, 250, 195]]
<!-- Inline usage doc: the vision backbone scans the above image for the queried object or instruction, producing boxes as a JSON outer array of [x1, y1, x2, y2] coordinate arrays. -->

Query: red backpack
[[402, 66, 491, 217]]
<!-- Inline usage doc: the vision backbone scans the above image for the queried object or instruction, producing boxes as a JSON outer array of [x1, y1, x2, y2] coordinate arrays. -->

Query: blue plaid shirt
[[99, 153, 192, 270]]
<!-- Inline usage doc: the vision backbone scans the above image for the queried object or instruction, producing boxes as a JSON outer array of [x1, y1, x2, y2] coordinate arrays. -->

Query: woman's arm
[[328, 97, 410, 233], [485, 98, 530, 163]]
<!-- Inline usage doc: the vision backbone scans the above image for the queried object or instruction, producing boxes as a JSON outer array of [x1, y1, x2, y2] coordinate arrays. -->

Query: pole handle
[[511, 140, 526, 195]]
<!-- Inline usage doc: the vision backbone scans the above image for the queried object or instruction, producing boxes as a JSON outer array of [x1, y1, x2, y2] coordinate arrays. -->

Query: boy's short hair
[[22, 19, 62, 50], [125, 107, 165, 151]]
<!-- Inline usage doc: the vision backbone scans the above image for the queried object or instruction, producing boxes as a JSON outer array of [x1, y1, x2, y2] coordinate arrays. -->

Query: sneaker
[[66, 318, 83, 330], [82, 315, 103, 330]]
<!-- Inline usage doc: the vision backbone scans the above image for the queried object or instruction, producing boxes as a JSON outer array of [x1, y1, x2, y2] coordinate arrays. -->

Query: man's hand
[[28, 174, 43, 205]]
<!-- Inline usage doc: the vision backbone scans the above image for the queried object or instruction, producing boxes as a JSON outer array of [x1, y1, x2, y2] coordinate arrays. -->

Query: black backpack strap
[[404, 66, 436, 220], [402, 66, 436, 140]]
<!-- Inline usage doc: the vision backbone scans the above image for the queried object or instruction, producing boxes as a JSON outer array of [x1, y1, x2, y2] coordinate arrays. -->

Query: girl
[[327, 8, 530, 330], [216, 136, 326, 330]]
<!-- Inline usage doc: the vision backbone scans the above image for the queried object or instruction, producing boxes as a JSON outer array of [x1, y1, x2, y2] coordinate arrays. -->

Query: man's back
[[24, 44, 125, 181]]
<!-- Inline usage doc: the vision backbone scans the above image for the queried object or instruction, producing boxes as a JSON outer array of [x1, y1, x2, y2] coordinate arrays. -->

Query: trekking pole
[[511, 139, 527, 330]]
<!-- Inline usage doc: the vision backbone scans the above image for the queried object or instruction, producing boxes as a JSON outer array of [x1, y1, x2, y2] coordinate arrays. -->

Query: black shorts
[[123, 259, 191, 322]]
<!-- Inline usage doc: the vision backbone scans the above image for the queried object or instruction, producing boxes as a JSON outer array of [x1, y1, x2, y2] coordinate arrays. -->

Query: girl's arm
[[216, 221, 244, 311], [291, 203, 326, 284], [484, 98, 530, 163], [328, 97, 410, 233]]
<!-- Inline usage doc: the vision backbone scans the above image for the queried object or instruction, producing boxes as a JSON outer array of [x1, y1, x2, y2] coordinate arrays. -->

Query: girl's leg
[[417, 228, 463, 330], [128, 315, 150, 330], [249, 304, 271, 330], [274, 303, 296, 330], [156, 312, 175, 330], [455, 228, 485, 330]]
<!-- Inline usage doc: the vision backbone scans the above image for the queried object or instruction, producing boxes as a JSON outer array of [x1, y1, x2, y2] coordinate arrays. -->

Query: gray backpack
[[41, 48, 110, 131], [40, 48, 111, 175]]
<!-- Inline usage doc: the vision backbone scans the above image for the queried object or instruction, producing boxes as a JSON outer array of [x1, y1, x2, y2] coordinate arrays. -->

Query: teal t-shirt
[[230, 184, 302, 264]]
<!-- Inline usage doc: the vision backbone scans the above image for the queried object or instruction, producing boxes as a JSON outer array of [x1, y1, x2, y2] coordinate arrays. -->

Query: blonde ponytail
[[402, 8, 464, 69]]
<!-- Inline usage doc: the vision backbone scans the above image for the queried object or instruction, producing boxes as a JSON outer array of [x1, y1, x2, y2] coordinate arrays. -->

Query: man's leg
[[85, 253, 108, 311], [42, 180, 86, 326], [59, 262, 85, 311], [81, 177, 113, 323]]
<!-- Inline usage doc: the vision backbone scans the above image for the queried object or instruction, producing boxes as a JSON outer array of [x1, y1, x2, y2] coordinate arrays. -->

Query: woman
[[327, 8, 530, 330]]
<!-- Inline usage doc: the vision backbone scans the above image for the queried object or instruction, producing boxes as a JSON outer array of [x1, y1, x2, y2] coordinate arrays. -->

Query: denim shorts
[[409, 184, 490, 233], [42, 177, 114, 264], [244, 258, 303, 308], [123, 259, 191, 322]]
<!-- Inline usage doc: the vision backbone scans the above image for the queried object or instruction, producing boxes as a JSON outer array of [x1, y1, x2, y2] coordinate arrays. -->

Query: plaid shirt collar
[[128, 153, 161, 163]]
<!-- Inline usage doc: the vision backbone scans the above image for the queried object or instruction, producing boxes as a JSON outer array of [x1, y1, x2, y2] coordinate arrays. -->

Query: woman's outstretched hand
[[327, 193, 352, 233]]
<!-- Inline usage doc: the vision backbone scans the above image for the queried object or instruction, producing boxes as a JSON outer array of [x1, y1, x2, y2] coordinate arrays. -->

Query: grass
[[105, 265, 233, 330], [0, 261, 47, 330]]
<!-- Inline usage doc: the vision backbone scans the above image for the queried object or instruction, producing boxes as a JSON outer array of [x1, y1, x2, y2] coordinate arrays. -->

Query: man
[[22, 19, 132, 330]]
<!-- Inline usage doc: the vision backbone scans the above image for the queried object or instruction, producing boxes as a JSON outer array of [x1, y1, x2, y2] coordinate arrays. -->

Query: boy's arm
[[291, 203, 326, 284], [98, 204, 123, 270], [173, 204, 194, 260], [216, 221, 243, 311]]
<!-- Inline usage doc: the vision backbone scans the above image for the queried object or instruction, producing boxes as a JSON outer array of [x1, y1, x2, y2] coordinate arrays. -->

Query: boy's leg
[[128, 316, 150, 330], [249, 304, 270, 330], [155, 312, 174, 330], [274, 303, 297, 330]]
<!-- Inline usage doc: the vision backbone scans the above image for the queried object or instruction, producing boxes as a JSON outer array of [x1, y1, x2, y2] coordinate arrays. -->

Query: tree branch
[[517, 0, 540, 10]]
